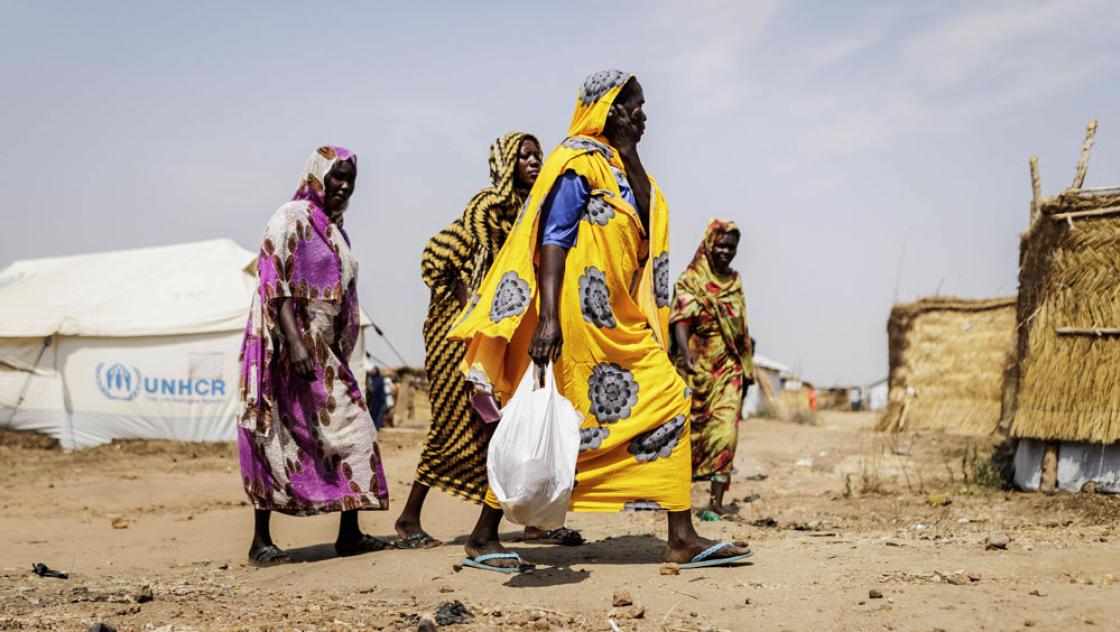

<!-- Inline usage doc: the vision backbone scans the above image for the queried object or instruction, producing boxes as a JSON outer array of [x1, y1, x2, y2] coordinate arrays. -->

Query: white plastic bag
[[487, 363, 582, 529]]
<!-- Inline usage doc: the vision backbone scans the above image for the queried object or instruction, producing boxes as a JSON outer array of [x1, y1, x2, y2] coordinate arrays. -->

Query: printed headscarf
[[471, 132, 541, 271]]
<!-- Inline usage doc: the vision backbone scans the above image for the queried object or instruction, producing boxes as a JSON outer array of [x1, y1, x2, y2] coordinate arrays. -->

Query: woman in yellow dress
[[448, 71, 752, 572]]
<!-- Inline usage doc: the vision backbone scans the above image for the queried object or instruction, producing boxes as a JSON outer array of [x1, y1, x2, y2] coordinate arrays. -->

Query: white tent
[[0, 239, 369, 449]]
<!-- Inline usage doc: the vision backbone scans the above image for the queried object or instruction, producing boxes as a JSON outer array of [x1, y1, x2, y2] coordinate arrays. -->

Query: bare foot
[[708, 502, 739, 517], [464, 537, 534, 572], [665, 534, 750, 564]]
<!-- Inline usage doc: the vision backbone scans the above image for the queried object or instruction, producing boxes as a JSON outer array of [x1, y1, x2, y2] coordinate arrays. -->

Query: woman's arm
[[529, 245, 567, 367], [277, 298, 315, 380], [672, 320, 697, 372]]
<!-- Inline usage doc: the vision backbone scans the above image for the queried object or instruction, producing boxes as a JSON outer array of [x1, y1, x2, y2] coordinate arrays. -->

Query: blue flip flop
[[461, 552, 533, 574], [677, 541, 753, 569]]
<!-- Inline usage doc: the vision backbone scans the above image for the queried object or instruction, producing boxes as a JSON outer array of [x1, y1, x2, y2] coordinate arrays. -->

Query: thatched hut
[[878, 296, 1017, 435], [1007, 122, 1120, 491], [818, 386, 862, 411]]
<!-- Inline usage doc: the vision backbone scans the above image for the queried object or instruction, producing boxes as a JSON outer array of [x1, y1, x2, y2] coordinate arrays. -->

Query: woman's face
[[710, 231, 739, 273], [515, 138, 542, 189], [606, 79, 647, 143], [324, 159, 356, 214]]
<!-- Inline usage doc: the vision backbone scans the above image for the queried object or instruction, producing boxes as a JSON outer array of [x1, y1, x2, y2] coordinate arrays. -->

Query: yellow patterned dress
[[416, 132, 538, 503], [669, 219, 753, 484], [449, 71, 692, 513]]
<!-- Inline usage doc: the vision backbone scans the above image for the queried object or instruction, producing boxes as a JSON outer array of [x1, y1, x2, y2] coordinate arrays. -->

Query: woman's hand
[[681, 349, 698, 373], [289, 340, 317, 381], [277, 297, 316, 381], [529, 316, 563, 367], [453, 281, 469, 308]]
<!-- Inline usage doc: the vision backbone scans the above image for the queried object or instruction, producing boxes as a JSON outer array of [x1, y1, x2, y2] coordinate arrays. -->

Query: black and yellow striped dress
[[416, 132, 538, 503]]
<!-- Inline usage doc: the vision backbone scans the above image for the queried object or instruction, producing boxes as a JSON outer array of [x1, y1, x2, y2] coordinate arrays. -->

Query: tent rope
[[1, 336, 51, 429]]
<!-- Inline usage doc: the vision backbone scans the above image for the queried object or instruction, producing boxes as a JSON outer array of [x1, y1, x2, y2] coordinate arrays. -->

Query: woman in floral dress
[[670, 219, 753, 519], [237, 146, 390, 566]]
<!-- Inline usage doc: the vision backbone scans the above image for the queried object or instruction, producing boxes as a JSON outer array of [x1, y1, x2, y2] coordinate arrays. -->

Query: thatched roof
[[1007, 187, 1120, 443], [878, 296, 1017, 435]]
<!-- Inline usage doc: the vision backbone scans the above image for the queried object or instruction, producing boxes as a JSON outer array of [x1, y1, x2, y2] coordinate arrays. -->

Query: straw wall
[[878, 297, 1017, 434], [1007, 189, 1120, 443], [818, 387, 854, 411]]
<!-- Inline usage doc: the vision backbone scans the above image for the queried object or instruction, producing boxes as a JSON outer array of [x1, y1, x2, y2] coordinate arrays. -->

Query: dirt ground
[[2, 411, 1119, 632]]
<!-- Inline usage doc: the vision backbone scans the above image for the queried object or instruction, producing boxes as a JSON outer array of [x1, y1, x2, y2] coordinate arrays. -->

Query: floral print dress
[[669, 219, 753, 484], [237, 146, 389, 515]]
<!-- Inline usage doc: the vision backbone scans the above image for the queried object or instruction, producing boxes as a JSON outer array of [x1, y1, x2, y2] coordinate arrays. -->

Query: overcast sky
[[3, 1, 1119, 386]]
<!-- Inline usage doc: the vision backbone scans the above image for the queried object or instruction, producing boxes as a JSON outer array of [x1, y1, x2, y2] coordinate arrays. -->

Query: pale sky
[[3, 1, 1118, 386]]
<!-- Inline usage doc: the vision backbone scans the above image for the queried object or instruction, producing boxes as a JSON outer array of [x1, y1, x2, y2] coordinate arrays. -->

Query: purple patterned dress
[[237, 146, 389, 515]]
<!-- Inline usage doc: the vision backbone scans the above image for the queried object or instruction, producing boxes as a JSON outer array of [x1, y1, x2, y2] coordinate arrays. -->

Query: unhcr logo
[[95, 362, 142, 401], [95, 362, 227, 402]]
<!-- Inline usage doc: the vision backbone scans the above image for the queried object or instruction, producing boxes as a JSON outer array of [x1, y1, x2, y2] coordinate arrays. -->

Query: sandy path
[[2, 413, 1118, 631]]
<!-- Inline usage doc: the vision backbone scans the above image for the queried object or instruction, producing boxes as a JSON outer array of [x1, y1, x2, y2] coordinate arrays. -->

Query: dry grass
[[1008, 189, 1120, 443], [878, 296, 1016, 435]]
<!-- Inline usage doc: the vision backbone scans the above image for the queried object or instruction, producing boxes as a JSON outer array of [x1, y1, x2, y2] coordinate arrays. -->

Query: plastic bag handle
[[534, 363, 547, 389]]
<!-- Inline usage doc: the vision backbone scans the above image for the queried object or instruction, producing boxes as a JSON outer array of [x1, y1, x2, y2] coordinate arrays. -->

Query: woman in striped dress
[[394, 132, 583, 548]]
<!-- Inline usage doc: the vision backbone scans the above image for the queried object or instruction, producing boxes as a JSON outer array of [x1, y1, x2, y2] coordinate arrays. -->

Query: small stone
[[985, 535, 1010, 550], [689, 611, 698, 617], [438, 586, 454, 593], [417, 614, 438, 632], [612, 590, 633, 607], [967, 571, 982, 582], [1025, 621, 1037, 628], [627, 605, 646, 619], [111, 517, 129, 529], [660, 563, 680, 576], [218, 563, 229, 570], [744, 597, 752, 605], [1029, 589, 1047, 597], [946, 574, 969, 586], [884, 540, 903, 547], [452, 563, 463, 573], [869, 589, 883, 599], [133, 585, 154, 603]]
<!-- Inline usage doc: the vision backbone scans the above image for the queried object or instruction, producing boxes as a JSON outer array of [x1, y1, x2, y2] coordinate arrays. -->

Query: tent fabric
[[1014, 439, 1120, 493], [0, 239, 258, 337], [0, 239, 370, 449]]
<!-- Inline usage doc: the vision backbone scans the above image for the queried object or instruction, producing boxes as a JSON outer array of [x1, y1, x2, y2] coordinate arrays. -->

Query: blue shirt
[[539, 170, 636, 249]]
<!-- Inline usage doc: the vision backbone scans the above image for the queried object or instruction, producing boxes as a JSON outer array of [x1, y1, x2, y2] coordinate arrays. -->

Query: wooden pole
[[1071, 119, 1098, 190], [1055, 327, 1120, 336], [1040, 442, 1059, 493], [1049, 205, 1120, 222], [1030, 155, 1041, 222]]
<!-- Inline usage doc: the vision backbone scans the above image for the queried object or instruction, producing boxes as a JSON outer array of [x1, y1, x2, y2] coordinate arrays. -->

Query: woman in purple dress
[[237, 146, 390, 567]]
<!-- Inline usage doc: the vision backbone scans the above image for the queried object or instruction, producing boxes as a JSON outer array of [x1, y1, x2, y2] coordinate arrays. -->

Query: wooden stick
[[1040, 442, 1059, 493], [1049, 205, 1120, 222], [1071, 119, 1098, 189], [1070, 185, 1120, 195], [1030, 156, 1041, 223], [1055, 327, 1120, 336]]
